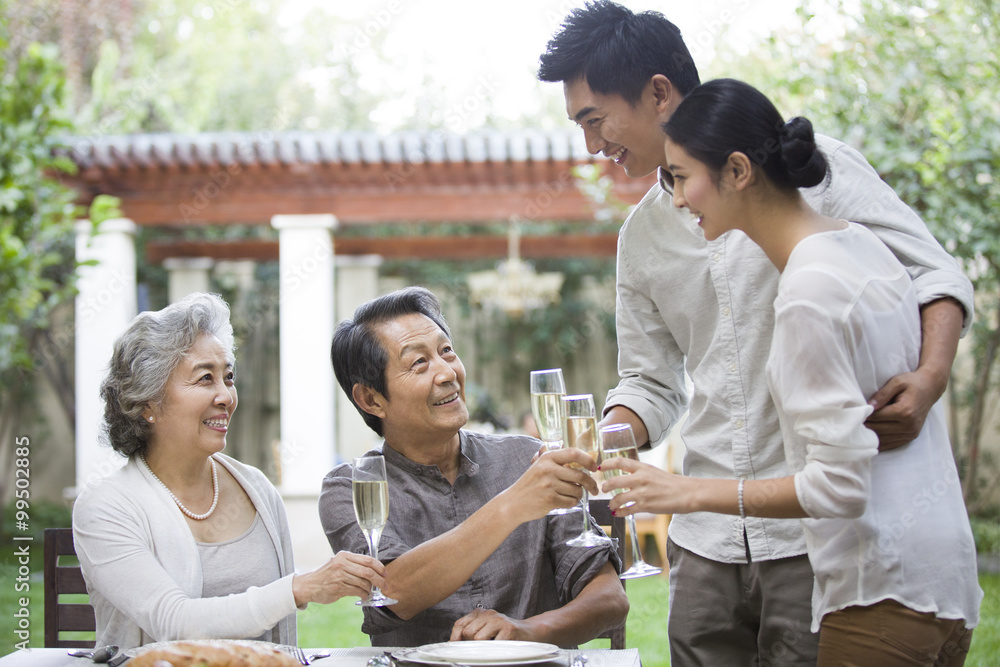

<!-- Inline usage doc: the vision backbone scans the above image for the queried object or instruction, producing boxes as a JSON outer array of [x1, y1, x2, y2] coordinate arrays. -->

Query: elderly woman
[[73, 292, 387, 650]]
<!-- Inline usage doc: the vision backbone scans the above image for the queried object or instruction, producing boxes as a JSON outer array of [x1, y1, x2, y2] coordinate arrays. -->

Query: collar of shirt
[[380, 432, 481, 482], [657, 166, 674, 194]]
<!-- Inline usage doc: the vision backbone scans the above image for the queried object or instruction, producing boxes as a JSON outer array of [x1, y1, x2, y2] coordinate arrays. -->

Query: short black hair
[[538, 0, 700, 105], [663, 79, 828, 191], [331, 286, 452, 437]]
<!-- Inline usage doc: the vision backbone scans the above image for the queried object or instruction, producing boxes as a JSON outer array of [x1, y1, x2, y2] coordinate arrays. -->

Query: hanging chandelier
[[466, 223, 564, 318]]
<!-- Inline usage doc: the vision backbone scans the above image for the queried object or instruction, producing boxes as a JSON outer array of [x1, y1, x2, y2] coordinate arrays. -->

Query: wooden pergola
[[63, 129, 658, 499], [62, 129, 656, 261]]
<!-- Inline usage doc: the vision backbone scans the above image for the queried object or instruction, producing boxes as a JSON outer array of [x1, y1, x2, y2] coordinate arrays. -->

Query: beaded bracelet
[[738, 478, 746, 521]]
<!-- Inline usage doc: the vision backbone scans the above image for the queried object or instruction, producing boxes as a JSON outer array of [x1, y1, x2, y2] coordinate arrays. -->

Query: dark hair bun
[[779, 117, 828, 188]]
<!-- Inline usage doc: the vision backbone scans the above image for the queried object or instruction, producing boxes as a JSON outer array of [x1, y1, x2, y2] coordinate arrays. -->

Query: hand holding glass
[[600, 423, 663, 578], [352, 456, 398, 606], [563, 394, 611, 548], [530, 368, 579, 515]]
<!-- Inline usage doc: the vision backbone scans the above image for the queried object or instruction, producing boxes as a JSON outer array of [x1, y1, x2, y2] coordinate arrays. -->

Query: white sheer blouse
[[767, 223, 982, 632]]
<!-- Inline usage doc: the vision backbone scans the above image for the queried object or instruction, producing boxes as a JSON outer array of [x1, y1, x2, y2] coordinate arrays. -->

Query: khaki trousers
[[818, 599, 973, 667], [666, 538, 819, 666]]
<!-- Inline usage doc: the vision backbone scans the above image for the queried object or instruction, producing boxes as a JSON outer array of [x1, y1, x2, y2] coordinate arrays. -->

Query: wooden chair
[[588, 498, 627, 650], [44, 528, 96, 648]]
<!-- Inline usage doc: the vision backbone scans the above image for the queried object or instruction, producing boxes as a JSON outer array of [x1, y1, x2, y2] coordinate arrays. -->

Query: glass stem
[[627, 514, 643, 566], [580, 489, 591, 534], [367, 530, 382, 596]]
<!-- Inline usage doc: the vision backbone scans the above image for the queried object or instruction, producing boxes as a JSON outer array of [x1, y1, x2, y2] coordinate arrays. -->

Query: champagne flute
[[530, 368, 579, 516], [563, 394, 612, 548], [600, 423, 663, 578], [352, 456, 398, 606]]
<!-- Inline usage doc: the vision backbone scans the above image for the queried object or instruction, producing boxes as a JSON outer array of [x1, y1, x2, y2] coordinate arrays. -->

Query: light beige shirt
[[605, 135, 974, 563]]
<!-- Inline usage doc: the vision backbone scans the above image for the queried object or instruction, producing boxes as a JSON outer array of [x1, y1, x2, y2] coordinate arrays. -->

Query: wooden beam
[[65, 160, 655, 226], [145, 234, 618, 263]]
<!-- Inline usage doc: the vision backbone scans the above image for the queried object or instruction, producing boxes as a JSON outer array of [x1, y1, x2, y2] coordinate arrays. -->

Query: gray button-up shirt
[[606, 134, 974, 564], [319, 430, 620, 647]]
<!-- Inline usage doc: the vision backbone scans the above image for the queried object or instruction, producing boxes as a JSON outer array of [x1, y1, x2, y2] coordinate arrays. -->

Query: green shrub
[[971, 516, 1000, 555]]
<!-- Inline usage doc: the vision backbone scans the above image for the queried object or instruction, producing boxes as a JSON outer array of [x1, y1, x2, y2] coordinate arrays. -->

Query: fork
[[290, 646, 310, 665]]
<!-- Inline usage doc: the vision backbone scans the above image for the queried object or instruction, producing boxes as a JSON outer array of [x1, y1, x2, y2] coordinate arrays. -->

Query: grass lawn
[[3, 564, 996, 665]]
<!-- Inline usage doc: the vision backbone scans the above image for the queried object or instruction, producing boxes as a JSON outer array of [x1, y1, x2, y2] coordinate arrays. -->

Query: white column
[[74, 218, 137, 494], [334, 255, 384, 462], [271, 214, 337, 496], [164, 257, 214, 302]]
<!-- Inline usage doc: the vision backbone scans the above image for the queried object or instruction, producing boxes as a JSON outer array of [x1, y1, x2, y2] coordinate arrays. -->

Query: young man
[[538, 2, 973, 664], [318, 286, 628, 647]]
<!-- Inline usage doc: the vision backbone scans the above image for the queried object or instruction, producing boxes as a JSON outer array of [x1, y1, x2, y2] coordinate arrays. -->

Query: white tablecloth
[[0, 646, 642, 666]]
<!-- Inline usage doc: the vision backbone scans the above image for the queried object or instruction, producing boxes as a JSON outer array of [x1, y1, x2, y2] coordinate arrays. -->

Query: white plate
[[394, 640, 560, 665]]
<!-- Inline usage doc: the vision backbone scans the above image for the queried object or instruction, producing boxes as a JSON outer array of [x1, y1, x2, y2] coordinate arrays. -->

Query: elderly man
[[318, 286, 627, 648]]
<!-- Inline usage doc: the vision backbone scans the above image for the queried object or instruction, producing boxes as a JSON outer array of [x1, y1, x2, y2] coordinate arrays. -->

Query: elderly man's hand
[[449, 608, 535, 642], [500, 449, 598, 523]]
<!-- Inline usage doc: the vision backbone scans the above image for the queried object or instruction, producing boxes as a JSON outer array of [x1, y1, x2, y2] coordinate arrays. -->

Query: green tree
[[724, 0, 1000, 510], [0, 21, 118, 509]]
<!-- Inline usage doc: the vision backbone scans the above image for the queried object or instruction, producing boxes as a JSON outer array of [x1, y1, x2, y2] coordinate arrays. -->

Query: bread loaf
[[128, 640, 300, 667]]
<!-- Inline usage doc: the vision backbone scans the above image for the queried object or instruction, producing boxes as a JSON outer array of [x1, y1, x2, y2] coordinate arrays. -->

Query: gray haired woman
[[73, 292, 387, 651]]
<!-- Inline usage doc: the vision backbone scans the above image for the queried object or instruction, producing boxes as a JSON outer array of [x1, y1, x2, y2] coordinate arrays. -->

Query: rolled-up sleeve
[[768, 300, 878, 520], [545, 511, 622, 603]]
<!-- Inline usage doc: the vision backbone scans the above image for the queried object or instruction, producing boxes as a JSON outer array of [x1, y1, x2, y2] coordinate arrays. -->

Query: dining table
[[0, 646, 642, 666]]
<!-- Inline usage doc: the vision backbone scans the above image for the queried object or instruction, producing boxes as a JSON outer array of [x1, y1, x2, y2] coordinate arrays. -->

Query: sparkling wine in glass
[[530, 368, 579, 515], [600, 423, 663, 578], [530, 368, 566, 450], [352, 456, 398, 606], [563, 394, 612, 548]]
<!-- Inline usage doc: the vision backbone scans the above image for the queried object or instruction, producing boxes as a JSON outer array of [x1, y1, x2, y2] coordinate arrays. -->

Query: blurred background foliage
[[0, 15, 121, 508]]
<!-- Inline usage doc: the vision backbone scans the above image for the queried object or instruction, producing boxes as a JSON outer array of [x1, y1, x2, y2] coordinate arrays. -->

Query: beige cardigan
[[73, 453, 298, 650]]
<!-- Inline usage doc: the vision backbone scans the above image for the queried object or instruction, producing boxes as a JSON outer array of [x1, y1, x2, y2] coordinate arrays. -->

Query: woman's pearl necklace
[[140, 454, 220, 521]]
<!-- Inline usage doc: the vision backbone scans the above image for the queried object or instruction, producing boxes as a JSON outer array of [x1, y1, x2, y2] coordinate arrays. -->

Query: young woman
[[600, 78, 982, 665]]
